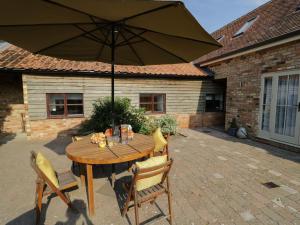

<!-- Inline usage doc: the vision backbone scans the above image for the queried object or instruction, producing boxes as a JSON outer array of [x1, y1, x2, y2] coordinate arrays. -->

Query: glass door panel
[[273, 74, 300, 145], [261, 77, 272, 132]]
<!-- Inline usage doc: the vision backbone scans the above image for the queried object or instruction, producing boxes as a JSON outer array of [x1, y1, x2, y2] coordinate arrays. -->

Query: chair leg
[[122, 191, 131, 216], [134, 190, 139, 225], [35, 181, 44, 225], [53, 189, 72, 208], [167, 179, 173, 225]]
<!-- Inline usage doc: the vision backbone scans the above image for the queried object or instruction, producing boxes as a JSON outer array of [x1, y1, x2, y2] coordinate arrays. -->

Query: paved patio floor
[[0, 128, 299, 225]]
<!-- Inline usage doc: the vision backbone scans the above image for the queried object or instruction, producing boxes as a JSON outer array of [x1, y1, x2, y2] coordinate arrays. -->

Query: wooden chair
[[30, 151, 78, 225], [122, 158, 174, 225]]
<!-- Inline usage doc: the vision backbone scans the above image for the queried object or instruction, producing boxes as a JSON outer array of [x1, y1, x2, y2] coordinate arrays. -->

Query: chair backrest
[[163, 133, 170, 157], [30, 151, 59, 190], [133, 159, 173, 189]]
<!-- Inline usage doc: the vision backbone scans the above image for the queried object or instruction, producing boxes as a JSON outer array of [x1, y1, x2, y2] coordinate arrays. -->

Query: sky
[[182, 0, 270, 33]]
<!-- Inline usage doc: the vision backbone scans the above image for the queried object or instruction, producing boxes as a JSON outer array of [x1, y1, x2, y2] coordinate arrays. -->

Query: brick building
[[1, 0, 300, 150], [0, 45, 224, 139], [196, 0, 300, 148]]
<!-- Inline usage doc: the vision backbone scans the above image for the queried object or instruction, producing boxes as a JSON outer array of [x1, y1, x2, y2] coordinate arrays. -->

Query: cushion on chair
[[153, 128, 167, 153], [36, 152, 59, 188], [135, 155, 167, 191]]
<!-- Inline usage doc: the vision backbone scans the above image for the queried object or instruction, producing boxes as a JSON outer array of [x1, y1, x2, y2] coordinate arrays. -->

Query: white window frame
[[259, 69, 300, 146]]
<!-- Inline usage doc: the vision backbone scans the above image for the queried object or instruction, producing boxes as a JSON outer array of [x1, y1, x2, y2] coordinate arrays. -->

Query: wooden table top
[[66, 133, 154, 164]]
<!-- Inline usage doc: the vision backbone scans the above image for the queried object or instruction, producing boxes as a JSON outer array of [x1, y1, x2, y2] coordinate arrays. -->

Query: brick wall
[[26, 112, 224, 139], [0, 73, 25, 134], [175, 112, 225, 128], [28, 118, 85, 139], [208, 40, 300, 136]]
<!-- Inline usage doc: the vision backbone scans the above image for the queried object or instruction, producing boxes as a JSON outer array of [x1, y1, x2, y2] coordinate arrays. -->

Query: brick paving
[[0, 128, 299, 225]]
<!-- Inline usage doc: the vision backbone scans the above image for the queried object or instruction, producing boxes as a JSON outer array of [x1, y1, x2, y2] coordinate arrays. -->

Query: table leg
[[86, 164, 94, 216], [80, 164, 86, 188]]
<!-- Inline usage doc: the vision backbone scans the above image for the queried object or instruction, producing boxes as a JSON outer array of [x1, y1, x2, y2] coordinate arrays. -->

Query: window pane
[[67, 105, 83, 115], [205, 93, 223, 112], [140, 94, 165, 113], [67, 93, 83, 104], [154, 95, 164, 103], [154, 103, 164, 112], [49, 94, 64, 105], [140, 103, 152, 112], [275, 76, 288, 134], [140, 95, 152, 103], [261, 77, 272, 131], [49, 104, 64, 116]]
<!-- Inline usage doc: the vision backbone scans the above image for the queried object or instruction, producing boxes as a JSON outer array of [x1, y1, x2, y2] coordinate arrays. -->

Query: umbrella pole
[[111, 25, 115, 132]]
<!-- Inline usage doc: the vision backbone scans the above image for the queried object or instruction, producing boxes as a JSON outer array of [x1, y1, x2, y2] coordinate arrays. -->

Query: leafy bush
[[138, 116, 156, 135], [154, 115, 177, 135], [80, 97, 177, 135], [80, 97, 146, 133], [139, 115, 177, 135]]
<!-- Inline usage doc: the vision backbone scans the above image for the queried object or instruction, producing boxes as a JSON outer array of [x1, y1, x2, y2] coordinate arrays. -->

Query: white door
[[260, 70, 300, 146]]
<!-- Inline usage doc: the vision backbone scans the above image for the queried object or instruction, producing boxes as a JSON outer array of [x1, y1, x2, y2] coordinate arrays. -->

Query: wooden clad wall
[[23, 74, 223, 121]]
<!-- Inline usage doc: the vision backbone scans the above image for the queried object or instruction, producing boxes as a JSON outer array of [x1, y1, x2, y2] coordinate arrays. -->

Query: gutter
[[196, 30, 300, 66], [0, 67, 211, 80]]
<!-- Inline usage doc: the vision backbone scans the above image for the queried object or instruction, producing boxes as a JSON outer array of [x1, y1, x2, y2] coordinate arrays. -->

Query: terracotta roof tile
[[196, 0, 300, 64], [0, 45, 207, 77]]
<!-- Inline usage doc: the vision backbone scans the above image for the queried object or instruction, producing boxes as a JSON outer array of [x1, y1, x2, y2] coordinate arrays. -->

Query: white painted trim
[[197, 34, 300, 66], [257, 134, 300, 148], [258, 69, 300, 146]]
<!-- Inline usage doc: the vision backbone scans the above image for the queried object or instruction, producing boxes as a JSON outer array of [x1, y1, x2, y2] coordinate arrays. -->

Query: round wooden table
[[65, 133, 155, 216]]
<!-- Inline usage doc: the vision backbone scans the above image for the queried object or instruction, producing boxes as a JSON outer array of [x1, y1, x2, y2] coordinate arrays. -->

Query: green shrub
[[154, 115, 177, 135], [139, 115, 177, 135], [80, 97, 177, 135], [80, 97, 146, 133], [138, 116, 156, 135]]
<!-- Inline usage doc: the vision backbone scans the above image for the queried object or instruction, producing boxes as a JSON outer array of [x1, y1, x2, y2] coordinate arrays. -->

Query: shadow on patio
[[187, 128, 300, 164], [6, 199, 93, 225]]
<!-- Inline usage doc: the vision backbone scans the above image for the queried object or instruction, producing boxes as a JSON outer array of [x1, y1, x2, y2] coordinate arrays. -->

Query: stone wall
[[0, 73, 25, 134], [208, 40, 300, 136]]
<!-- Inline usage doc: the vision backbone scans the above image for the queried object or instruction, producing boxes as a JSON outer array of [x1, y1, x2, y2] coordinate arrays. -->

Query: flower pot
[[227, 128, 238, 137]]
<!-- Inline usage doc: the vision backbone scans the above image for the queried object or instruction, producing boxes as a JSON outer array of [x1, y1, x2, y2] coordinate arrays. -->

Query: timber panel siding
[[23, 74, 223, 120]]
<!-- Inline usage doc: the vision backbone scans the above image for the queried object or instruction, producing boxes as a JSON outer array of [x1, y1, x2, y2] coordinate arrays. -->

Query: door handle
[[298, 102, 300, 112]]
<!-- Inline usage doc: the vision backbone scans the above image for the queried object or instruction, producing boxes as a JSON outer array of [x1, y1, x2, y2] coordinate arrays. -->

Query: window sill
[[47, 115, 85, 119], [145, 112, 166, 115]]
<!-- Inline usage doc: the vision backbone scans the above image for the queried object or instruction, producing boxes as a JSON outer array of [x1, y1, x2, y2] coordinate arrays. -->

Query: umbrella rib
[[118, 30, 145, 66], [123, 27, 188, 63], [126, 25, 222, 48], [97, 29, 111, 60], [34, 26, 103, 54], [116, 30, 147, 47], [43, 0, 111, 23], [73, 24, 110, 46], [118, 2, 179, 24], [117, 39, 145, 47]]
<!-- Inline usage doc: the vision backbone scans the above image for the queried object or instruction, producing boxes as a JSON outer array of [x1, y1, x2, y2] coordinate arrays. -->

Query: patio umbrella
[[0, 0, 221, 129]]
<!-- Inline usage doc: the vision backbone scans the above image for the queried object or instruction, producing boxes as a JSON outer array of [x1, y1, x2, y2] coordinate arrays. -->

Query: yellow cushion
[[36, 152, 59, 188], [73, 136, 83, 142], [153, 128, 167, 153], [135, 155, 167, 191]]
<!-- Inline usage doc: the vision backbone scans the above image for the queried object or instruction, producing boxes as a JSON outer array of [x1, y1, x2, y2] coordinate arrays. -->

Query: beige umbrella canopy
[[0, 0, 221, 127]]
